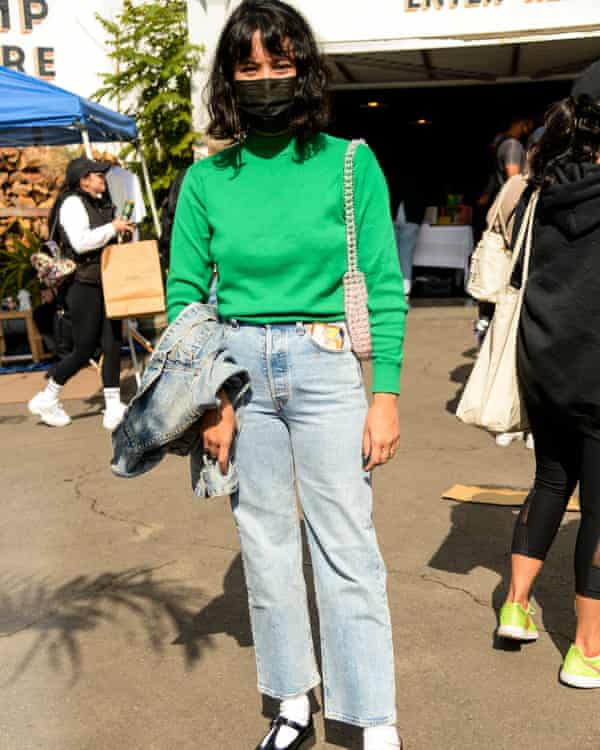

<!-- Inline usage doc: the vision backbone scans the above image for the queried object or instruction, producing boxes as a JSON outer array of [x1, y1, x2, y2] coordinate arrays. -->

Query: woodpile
[[0, 146, 70, 245], [0, 147, 121, 252]]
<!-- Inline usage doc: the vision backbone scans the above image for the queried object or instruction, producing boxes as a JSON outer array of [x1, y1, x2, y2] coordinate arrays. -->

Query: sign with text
[[283, 0, 600, 49], [0, 0, 123, 97]]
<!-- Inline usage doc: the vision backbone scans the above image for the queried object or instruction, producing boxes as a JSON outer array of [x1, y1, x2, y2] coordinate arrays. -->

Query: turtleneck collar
[[243, 131, 295, 159]]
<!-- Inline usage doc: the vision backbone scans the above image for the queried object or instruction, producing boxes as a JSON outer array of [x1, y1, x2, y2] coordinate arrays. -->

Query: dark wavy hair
[[206, 0, 329, 144], [530, 95, 600, 185]]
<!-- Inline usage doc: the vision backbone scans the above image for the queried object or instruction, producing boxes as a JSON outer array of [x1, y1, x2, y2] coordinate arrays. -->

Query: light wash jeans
[[224, 321, 397, 727]]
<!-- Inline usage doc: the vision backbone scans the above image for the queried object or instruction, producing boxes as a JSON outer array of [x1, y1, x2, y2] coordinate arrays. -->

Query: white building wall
[[286, 0, 600, 53], [0, 0, 124, 99], [186, 0, 243, 135]]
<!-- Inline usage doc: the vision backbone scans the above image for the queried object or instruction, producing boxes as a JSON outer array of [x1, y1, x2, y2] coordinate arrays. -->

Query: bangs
[[208, 1, 330, 145], [226, 10, 301, 69]]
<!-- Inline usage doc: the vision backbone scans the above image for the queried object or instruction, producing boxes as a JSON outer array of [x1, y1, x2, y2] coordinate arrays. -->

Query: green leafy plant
[[0, 230, 42, 305], [94, 0, 204, 204]]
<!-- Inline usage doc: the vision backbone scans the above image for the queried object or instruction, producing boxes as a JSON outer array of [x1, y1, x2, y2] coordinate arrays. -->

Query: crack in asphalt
[[38, 471, 574, 645], [389, 568, 572, 643], [74, 469, 158, 536]]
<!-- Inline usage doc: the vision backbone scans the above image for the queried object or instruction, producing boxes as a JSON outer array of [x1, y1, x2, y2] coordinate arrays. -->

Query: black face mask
[[234, 77, 297, 134]]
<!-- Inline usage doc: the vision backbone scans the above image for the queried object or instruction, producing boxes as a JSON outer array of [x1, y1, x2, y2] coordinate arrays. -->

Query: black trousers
[[512, 401, 600, 599], [51, 281, 121, 388]]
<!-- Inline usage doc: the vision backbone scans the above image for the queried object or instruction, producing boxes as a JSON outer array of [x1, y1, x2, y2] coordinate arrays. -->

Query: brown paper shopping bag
[[101, 240, 165, 319]]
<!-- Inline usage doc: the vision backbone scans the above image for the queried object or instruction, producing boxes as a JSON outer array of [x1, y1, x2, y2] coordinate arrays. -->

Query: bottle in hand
[[121, 200, 135, 220]]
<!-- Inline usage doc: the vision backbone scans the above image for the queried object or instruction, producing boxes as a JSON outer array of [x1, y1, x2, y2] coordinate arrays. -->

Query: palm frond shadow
[[0, 566, 206, 684], [173, 553, 253, 656]]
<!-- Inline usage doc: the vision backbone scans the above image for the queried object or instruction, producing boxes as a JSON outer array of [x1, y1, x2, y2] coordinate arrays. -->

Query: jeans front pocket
[[302, 331, 365, 394], [305, 322, 351, 355]]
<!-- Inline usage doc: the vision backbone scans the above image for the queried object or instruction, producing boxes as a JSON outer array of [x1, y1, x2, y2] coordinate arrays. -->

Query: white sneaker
[[525, 433, 535, 450], [28, 391, 71, 427], [495, 431, 524, 447], [103, 402, 127, 431], [364, 726, 402, 750]]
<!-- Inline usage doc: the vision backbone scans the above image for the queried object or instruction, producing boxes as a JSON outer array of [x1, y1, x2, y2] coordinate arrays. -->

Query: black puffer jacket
[[517, 162, 600, 436]]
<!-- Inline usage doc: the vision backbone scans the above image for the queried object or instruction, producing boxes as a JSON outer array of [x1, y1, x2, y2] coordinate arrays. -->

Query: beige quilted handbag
[[456, 189, 540, 434], [343, 139, 372, 361]]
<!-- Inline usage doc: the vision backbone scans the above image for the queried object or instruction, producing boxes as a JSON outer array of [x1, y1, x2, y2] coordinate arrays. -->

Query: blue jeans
[[224, 321, 397, 727]]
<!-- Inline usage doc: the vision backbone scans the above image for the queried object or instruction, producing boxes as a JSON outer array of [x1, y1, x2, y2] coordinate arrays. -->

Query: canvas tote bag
[[101, 239, 165, 319], [466, 175, 527, 303], [457, 189, 540, 434]]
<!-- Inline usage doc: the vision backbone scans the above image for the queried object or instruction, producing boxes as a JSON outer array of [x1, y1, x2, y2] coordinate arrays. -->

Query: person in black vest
[[28, 157, 133, 429], [496, 61, 600, 688]]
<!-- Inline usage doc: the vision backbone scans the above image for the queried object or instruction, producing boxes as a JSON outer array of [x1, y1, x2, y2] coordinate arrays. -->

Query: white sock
[[261, 694, 310, 750], [364, 725, 401, 750], [103, 388, 121, 410], [43, 378, 62, 402]]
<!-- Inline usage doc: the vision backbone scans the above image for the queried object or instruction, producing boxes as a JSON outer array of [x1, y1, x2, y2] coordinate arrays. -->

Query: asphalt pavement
[[1, 305, 596, 750]]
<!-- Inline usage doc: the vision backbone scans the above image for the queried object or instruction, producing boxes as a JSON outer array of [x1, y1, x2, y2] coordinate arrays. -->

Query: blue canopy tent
[[0, 65, 159, 234], [0, 65, 160, 376]]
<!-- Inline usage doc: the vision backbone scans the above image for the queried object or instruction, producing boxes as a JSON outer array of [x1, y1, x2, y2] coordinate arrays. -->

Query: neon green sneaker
[[560, 645, 600, 688], [497, 602, 539, 641]]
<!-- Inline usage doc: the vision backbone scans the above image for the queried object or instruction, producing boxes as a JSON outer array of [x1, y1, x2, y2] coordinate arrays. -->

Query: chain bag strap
[[343, 139, 372, 361]]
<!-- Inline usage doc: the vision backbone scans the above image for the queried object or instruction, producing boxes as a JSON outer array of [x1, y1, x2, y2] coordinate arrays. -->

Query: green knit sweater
[[167, 133, 407, 393]]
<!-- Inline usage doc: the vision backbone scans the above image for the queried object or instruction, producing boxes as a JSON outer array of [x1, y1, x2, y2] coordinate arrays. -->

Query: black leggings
[[512, 403, 600, 599], [51, 281, 122, 388]]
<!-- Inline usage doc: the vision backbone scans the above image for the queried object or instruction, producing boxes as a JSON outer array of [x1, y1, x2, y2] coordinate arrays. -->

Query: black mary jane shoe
[[255, 715, 316, 750]]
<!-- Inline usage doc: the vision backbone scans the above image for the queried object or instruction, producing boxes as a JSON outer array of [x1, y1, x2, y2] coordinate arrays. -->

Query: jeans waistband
[[226, 320, 307, 336], [225, 320, 347, 336]]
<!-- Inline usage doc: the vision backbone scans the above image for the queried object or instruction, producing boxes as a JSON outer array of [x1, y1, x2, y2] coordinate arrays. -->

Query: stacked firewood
[[0, 147, 120, 253], [0, 147, 71, 244]]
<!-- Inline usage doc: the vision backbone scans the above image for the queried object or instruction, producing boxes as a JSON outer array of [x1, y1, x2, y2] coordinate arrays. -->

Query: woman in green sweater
[[167, 3, 407, 749]]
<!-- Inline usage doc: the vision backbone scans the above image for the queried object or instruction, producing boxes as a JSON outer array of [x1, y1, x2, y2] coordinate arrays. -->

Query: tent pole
[[81, 127, 93, 158], [136, 143, 161, 238]]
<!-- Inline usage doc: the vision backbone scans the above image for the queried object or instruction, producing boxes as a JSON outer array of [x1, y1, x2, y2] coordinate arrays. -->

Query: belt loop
[[296, 321, 305, 336]]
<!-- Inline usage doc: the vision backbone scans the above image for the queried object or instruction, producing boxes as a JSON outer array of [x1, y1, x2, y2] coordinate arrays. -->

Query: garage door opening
[[328, 78, 572, 299]]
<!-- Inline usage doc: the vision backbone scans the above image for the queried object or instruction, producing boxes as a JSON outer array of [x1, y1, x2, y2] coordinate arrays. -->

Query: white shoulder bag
[[467, 176, 527, 303], [457, 189, 540, 434]]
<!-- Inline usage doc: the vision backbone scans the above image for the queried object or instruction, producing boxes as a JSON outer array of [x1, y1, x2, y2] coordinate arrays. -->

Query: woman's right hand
[[200, 390, 236, 474], [112, 218, 135, 234]]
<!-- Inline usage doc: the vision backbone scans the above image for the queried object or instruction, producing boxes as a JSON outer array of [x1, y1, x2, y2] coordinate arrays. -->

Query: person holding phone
[[167, 2, 407, 748], [28, 156, 134, 430]]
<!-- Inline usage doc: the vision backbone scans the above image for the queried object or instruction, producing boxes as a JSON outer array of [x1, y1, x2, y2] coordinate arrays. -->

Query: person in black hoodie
[[28, 157, 133, 430], [496, 62, 600, 688]]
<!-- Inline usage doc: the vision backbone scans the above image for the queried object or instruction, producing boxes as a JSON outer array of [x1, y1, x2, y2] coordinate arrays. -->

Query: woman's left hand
[[362, 393, 400, 471]]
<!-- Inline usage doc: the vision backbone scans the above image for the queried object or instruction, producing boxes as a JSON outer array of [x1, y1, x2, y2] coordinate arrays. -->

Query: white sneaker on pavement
[[28, 391, 71, 427], [102, 401, 127, 431], [364, 726, 402, 750], [495, 431, 524, 447]]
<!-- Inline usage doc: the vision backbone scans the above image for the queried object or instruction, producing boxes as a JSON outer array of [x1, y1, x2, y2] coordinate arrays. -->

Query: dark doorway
[[329, 80, 570, 222]]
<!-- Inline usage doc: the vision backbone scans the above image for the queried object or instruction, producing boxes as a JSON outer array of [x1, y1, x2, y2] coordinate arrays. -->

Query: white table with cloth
[[411, 224, 474, 287]]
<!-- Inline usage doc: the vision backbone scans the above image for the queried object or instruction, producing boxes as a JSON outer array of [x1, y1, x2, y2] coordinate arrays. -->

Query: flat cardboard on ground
[[442, 483, 580, 512]]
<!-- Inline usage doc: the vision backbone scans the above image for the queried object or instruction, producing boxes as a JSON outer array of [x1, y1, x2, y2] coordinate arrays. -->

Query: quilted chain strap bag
[[343, 139, 372, 361]]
